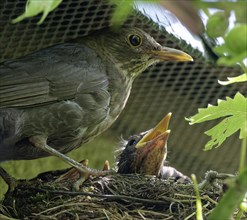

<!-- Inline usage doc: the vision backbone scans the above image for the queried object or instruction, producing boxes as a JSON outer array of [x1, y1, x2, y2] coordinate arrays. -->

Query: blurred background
[[0, 0, 246, 198]]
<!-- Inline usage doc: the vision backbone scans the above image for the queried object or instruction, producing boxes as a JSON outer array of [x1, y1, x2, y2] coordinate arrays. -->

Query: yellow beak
[[136, 113, 172, 148], [151, 47, 193, 61]]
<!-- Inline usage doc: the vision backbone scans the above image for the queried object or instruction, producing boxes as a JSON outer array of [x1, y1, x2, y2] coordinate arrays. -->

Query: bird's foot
[[0, 167, 19, 192], [29, 135, 115, 190], [56, 159, 115, 191]]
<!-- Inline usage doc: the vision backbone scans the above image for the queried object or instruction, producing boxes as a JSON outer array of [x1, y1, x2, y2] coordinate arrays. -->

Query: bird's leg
[[29, 136, 115, 184], [74, 160, 111, 189], [55, 159, 111, 190], [0, 167, 18, 191]]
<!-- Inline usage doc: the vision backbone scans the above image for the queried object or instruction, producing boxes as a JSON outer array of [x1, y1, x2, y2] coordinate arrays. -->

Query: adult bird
[[117, 113, 190, 182], [0, 27, 193, 177]]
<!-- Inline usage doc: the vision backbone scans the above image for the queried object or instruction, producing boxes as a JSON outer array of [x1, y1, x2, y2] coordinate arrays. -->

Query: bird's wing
[[0, 43, 107, 108]]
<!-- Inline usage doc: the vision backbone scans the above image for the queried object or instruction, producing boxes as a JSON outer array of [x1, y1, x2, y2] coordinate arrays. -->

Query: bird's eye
[[128, 34, 142, 47], [127, 135, 141, 146], [128, 139, 137, 146]]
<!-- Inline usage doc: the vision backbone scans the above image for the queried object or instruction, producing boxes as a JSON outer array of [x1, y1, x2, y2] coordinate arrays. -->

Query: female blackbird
[[0, 27, 193, 177]]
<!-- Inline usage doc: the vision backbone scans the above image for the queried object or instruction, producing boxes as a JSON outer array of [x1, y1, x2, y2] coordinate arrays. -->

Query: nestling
[[117, 113, 191, 182]]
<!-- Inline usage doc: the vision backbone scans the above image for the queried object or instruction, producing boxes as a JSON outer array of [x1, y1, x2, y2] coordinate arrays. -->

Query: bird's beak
[[151, 47, 193, 62], [136, 112, 172, 149], [133, 113, 172, 176]]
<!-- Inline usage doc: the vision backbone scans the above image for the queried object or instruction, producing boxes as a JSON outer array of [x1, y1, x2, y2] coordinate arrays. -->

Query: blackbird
[[117, 113, 190, 182], [0, 27, 193, 177]]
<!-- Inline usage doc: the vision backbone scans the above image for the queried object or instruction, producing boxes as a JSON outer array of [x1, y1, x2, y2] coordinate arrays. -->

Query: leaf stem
[[191, 174, 203, 220], [239, 137, 247, 172]]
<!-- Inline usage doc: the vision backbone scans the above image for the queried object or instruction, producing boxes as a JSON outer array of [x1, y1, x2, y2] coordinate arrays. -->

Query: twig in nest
[[21, 187, 171, 207]]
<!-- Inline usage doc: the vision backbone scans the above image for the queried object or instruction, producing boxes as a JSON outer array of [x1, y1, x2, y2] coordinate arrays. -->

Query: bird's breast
[[81, 71, 133, 144]]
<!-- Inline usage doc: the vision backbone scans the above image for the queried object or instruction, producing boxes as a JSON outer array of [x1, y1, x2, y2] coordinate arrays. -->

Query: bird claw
[[102, 160, 111, 171], [56, 159, 114, 191], [73, 160, 112, 191]]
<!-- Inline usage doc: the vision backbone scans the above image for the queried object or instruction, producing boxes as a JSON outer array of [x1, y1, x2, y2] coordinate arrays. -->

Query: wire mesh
[[0, 0, 245, 176]]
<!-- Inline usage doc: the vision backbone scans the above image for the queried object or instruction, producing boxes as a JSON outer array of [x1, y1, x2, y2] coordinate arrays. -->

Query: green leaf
[[206, 11, 229, 38], [186, 92, 247, 150], [12, 0, 62, 25], [216, 52, 247, 66], [204, 114, 245, 150], [218, 74, 247, 85], [110, 0, 134, 26], [213, 44, 231, 56], [225, 24, 247, 55], [110, 0, 158, 27], [213, 24, 247, 67]]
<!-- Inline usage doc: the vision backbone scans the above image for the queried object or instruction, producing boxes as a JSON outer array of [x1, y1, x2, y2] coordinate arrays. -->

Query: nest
[[0, 166, 239, 220]]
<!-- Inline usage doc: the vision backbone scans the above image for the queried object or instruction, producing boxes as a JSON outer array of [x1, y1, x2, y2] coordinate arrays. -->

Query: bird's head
[[85, 27, 193, 78], [116, 113, 172, 177]]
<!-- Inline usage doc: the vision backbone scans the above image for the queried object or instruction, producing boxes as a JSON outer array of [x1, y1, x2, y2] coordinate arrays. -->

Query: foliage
[[218, 73, 247, 85], [203, 1, 247, 73], [208, 168, 247, 220], [190, 1, 247, 219], [186, 93, 247, 150], [12, 0, 159, 26], [109, 0, 158, 26], [206, 11, 229, 38], [12, 0, 62, 25], [188, 0, 247, 150], [110, 0, 134, 26], [213, 24, 247, 68]]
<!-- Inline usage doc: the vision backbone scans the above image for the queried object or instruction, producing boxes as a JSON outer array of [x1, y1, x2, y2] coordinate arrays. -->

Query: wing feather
[[0, 43, 106, 109]]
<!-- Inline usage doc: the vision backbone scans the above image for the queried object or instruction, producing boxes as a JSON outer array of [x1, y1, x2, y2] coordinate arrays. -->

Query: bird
[[0, 27, 193, 178], [116, 113, 191, 182]]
